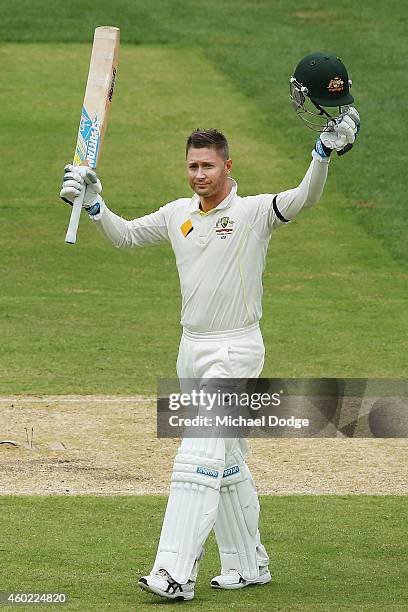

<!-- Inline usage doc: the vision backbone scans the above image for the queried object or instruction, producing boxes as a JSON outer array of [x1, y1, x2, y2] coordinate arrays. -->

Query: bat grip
[[65, 185, 85, 244]]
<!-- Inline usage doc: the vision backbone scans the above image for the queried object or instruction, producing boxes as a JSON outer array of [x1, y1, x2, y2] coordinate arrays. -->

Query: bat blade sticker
[[79, 106, 92, 140], [86, 114, 100, 168], [73, 106, 91, 165], [74, 107, 100, 166]]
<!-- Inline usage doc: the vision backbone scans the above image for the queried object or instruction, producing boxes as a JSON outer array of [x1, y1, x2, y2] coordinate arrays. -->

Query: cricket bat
[[65, 26, 120, 244]]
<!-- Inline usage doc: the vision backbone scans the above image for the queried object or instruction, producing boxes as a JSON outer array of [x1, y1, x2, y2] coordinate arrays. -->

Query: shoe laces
[[221, 569, 240, 576], [156, 569, 171, 579], [221, 566, 268, 576]]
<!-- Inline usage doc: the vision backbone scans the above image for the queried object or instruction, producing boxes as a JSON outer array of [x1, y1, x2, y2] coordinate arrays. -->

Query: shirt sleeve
[[249, 150, 330, 238], [270, 150, 329, 228], [90, 200, 170, 248]]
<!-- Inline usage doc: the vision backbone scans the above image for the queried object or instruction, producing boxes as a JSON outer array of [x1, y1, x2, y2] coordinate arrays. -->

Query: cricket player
[[60, 55, 359, 601]]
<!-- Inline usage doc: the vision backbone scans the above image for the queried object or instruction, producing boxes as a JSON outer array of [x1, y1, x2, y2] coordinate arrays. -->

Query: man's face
[[186, 147, 232, 198]]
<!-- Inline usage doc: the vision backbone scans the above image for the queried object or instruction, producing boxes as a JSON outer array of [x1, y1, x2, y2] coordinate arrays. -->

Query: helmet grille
[[289, 76, 351, 132]]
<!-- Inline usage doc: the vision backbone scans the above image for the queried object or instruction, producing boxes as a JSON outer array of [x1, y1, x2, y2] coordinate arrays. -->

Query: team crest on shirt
[[215, 216, 235, 239]]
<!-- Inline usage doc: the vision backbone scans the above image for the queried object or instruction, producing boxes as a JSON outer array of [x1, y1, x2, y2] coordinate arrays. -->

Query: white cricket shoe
[[211, 566, 271, 590], [138, 568, 195, 601]]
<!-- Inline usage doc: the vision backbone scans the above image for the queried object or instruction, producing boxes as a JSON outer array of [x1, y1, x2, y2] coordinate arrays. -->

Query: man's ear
[[225, 159, 233, 174]]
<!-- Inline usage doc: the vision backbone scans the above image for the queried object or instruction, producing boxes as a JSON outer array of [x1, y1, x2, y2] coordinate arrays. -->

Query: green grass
[[0, 2, 407, 393], [0, 0, 407, 261], [0, 44, 406, 393], [1, 495, 407, 611]]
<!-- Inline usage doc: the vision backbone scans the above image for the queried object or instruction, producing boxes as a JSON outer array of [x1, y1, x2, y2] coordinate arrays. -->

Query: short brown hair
[[186, 128, 229, 160]]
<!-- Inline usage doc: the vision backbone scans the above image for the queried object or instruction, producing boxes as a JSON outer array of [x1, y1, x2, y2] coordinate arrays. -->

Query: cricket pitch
[[0, 396, 406, 496]]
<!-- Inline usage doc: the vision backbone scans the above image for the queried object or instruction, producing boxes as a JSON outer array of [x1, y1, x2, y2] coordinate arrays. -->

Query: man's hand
[[321, 107, 360, 154], [60, 164, 102, 209], [315, 107, 360, 158]]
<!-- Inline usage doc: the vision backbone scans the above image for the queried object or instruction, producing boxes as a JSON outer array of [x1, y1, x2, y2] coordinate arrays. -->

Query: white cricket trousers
[[154, 322, 269, 582], [177, 321, 265, 381]]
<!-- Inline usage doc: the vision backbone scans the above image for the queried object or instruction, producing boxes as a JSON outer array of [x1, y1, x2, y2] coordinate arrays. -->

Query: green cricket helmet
[[290, 52, 354, 131]]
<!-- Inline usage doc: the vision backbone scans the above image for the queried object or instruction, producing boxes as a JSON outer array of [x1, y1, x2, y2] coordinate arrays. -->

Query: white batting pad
[[151, 436, 225, 584], [213, 448, 269, 580]]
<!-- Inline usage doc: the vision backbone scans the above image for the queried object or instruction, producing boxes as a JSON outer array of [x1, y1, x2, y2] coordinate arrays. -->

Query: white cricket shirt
[[91, 152, 329, 333]]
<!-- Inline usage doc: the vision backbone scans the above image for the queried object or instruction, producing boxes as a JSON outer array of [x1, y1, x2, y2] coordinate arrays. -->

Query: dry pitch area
[[0, 396, 406, 496]]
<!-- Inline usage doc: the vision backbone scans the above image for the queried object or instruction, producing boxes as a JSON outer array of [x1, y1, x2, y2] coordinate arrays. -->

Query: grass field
[[1, 495, 407, 611], [1, 0, 407, 258], [0, 2, 407, 392]]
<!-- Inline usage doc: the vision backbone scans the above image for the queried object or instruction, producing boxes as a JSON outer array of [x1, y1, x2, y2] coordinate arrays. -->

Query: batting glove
[[315, 107, 360, 158], [60, 165, 103, 212]]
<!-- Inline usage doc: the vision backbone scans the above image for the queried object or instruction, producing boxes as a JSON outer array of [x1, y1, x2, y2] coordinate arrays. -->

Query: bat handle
[[65, 184, 85, 244]]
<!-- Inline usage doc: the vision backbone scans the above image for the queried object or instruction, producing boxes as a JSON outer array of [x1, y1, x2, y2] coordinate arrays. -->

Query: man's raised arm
[[271, 107, 360, 227]]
